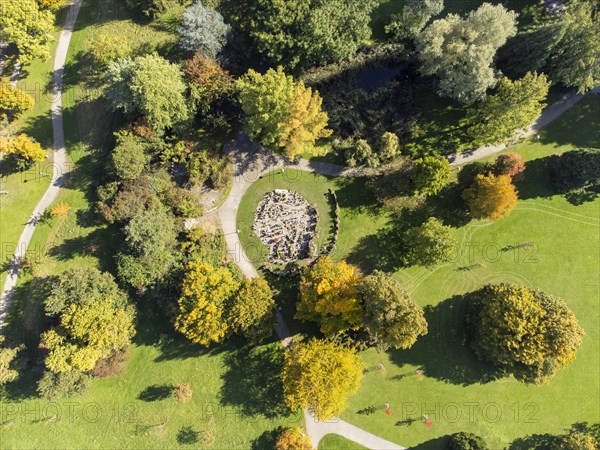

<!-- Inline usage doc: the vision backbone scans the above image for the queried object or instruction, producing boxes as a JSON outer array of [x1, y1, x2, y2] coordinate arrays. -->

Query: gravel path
[[0, 0, 82, 333]]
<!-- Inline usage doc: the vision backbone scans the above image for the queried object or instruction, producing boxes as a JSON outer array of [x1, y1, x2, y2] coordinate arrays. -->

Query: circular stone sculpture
[[254, 190, 318, 264]]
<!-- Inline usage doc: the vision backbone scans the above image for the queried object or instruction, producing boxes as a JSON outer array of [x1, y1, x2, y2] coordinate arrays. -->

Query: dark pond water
[[355, 64, 410, 91]]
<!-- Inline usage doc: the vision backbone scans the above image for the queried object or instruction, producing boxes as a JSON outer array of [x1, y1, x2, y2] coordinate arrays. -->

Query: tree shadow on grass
[[508, 422, 600, 449], [345, 227, 402, 274], [388, 295, 505, 386], [177, 426, 200, 445], [220, 344, 292, 419], [409, 435, 451, 450], [138, 384, 174, 402], [251, 427, 286, 450], [540, 96, 600, 149]]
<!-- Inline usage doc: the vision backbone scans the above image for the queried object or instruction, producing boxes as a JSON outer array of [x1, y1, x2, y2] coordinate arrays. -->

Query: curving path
[[0, 0, 83, 333]]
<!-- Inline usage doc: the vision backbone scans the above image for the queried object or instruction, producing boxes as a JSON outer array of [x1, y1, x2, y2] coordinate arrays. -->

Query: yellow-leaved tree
[[175, 261, 240, 347], [295, 256, 363, 336], [281, 338, 364, 421], [275, 427, 313, 450], [0, 134, 46, 168], [462, 173, 518, 220]]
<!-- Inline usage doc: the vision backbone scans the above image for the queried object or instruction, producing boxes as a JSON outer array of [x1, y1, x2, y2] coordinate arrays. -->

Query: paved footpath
[[0, 0, 82, 333]]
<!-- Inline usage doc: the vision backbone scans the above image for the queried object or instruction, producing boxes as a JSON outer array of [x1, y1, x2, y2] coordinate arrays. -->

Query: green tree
[[111, 132, 147, 180], [345, 139, 379, 168], [412, 156, 452, 196], [237, 67, 331, 160], [550, 0, 599, 93], [245, 0, 376, 71], [467, 72, 550, 145], [548, 148, 600, 203], [125, 0, 184, 18], [37, 371, 90, 400], [228, 278, 275, 343], [0, 81, 35, 120], [378, 132, 401, 162], [105, 54, 189, 134], [0, 0, 54, 62], [466, 284, 584, 384], [296, 256, 363, 336], [281, 338, 364, 420], [175, 261, 240, 346], [0, 336, 24, 385], [447, 432, 488, 450], [385, 0, 444, 41], [416, 3, 518, 103], [361, 271, 427, 350], [462, 173, 518, 220], [402, 217, 457, 267], [117, 205, 179, 289], [45, 267, 128, 316], [178, 1, 230, 58]]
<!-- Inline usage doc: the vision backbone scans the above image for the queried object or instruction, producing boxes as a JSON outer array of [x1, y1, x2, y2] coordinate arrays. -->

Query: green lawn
[[319, 434, 367, 449], [332, 96, 600, 449]]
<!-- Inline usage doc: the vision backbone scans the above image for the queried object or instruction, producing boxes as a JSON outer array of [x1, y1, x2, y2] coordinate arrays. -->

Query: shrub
[[378, 132, 400, 161], [178, 1, 230, 58], [276, 427, 313, 450], [37, 371, 90, 400], [174, 383, 193, 403], [50, 202, 70, 218], [447, 432, 488, 450], [90, 350, 128, 378], [494, 152, 526, 182], [345, 139, 379, 168], [466, 284, 584, 384], [462, 173, 518, 220]]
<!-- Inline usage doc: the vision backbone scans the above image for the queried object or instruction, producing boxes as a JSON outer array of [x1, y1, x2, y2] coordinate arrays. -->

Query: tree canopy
[[467, 72, 550, 146], [228, 278, 275, 343], [0, 81, 35, 120], [416, 3, 518, 103], [105, 54, 190, 134], [0, 0, 54, 62], [281, 338, 364, 420], [412, 156, 452, 196], [361, 271, 428, 350], [466, 284, 584, 384], [237, 67, 331, 159], [295, 256, 363, 336], [243, 0, 377, 71], [402, 217, 457, 267], [178, 1, 230, 59], [462, 173, 518, 220]]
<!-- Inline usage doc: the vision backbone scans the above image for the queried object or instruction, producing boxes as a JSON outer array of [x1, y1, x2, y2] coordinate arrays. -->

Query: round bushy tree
[[494, 152, 526, 182], [111, 133, 147, 180], [462, 173, 518, 220], [402, 217, 457, 267], [281, 338, 364, 420], [447, 432, 488, 450], [361, 271, 428, 350], [178, 1, 230, 58], [412, 156, 452, 196], [228, 278, 275, 343], [275, 427, 313, 450], [466, 284, 584, 384]]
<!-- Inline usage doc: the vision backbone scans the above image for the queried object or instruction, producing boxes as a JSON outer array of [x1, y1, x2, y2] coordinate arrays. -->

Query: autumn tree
[[41, 268, 135, 374], [105, 54, 189, 134], [244, 0, 376, 71], [467, 72, 550, 146], [462, 173, 518, 220], [416, 3, 518, 103], [412, 156, 452, 196], [295, 257, 363, 336], [0, 336, 24, 385], [237, 67, 331, 160], [276, 427, 313, 450], [0, 134, 46, 169], [281, 339, 364, 420], [466, 284, 584, 384], [494, 152, 526, 182], [175, 261, 240, 347], [402, 217, 457, 267], [0, 81, 34, 120], [183, 53, 234, 113], [0, 0, 54, 62], [360, 271, 427, 350], [228, 278, 275, 343], [178, 1, 230, 58]]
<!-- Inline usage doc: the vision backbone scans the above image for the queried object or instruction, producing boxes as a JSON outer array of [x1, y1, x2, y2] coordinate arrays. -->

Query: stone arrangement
[[254, 190, 318, 264]]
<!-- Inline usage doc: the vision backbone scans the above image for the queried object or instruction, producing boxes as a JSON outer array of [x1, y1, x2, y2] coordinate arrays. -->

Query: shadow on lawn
[[251, 427, 287, 450], [389, 295, 504, 386], [508, 422, 600, 449], [138, 384, 174, 402], [220, 344, 292, 419]]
